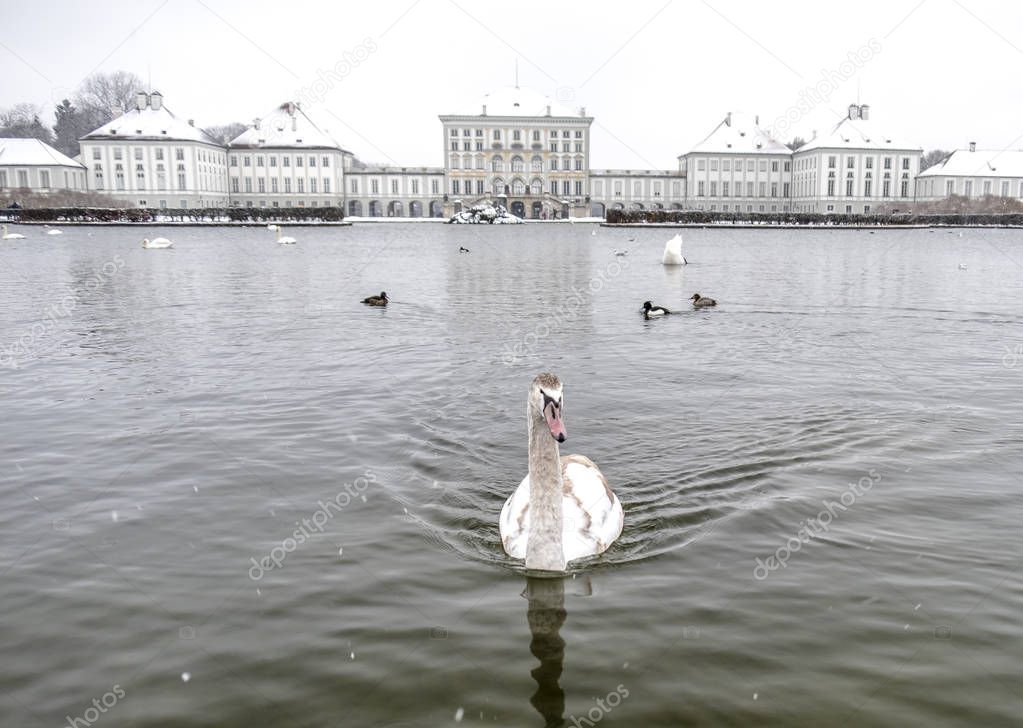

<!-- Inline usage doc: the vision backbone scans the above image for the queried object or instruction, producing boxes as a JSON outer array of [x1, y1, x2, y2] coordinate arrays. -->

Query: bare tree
[[202, 122, 248, 145], [920, 149, 952, 172], [786, 136, 807, 151], [0, 103, 55, 144], [75, 70, 145, 116]]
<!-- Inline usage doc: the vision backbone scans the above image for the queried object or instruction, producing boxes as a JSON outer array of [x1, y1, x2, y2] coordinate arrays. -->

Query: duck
[[276, 228, 296, 245], [499, 373, 624, 572], [459, 246, 470, 253], [690, 293, 716, 308], [613, 249, 628, 257], [2, 225, 26, 240], [662, 233, 687, 265], [641, 301, 671, 319], [361, 291, 388, 306], [142, 237, 173, 249]]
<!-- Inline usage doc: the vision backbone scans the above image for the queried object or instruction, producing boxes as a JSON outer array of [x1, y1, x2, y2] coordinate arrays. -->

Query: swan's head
[[530, 373, 566, 443]]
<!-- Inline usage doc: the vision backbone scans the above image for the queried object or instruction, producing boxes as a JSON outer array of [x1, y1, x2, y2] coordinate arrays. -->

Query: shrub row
[[604, 209, 1023, 226], [2, 206, 345, 223]]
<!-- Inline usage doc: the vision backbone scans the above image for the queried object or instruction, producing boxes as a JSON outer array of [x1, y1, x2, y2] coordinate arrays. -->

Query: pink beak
[[544, 402, 566, 443]]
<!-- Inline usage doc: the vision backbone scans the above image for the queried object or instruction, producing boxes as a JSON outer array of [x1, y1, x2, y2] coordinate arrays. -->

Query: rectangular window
[[284, 178, 291, 192], [452, 180, 460, 194], [575, 158, 582, 171], [532, 130, 540, 141], [431, 179, 439, 194], [244, 179, 252, 193], [783, 182, 790, 197], [901, 180, 909, 197], [322, 156, 329, 167], [723, 160, 731, 172], [351, 179, 358, 194], [697, 159, 706, 171], [323, 178, 330, 194], [783, 161, 790, 172], [846, 157, 854, 169], [493, 130, 501, 140], [283, 157, 290, 168], [475, 142, 483, 151], [371, 179, 379, 194], [391, 179, 398, 194], [551, 181, 558, 195], [463, 142, 471, 151], [257, 156, 264, 167], [575, 181, 583, 195], [562, 180, 570, 195], [476, 129, 483, 137], [450, 129, 458, 137], [40, 170, 50, 188], [710, 159, 719, 171], [450, 141, 458, 151], [114, 148, 123, 160], [771, 161, 779, 172], [710, 181, 717, 196], [864, 180, 872, 196], [882, 180, 890, 196], [759, 160, 767, 172], [513, 130, 521, 141], [296, 157, 303, 167], [1001, 181, 1010, 197], [297, 179, 304, 193], [411, 179, 419, 194], [231, 178, 239, 193], [695, 180, 704, 197], [463, 129, 470, 136], [258, 179, 265, 193], [134, 148, 143, 160], [747, 181, 754, 196], [310, 179, 317, 193], [243, 156, 251, 167], [177, 173, 185, 190], [846, 179, 854, 196], [271, 178, 278, 192], [946, 180, 954, 197], [562, 143, 570, 152], [722, 181, 729, 196], [865, 157, 873, 169], [270, 157, 277, 167], [758, 181, 766, 197], [771, 182, 778, 197], [550, 143, 558, 153], [828, 156, 836, 168], [92, 148, 101, 160], [883, 157, 892, 169]]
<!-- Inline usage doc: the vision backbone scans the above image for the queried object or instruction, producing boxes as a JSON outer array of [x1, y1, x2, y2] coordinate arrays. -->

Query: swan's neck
[[526, 413, 565, 571]]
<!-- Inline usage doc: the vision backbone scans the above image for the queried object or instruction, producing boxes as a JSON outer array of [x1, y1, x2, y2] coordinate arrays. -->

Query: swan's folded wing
[[499, 476, 531, 559], [561, 455, 624, 562]]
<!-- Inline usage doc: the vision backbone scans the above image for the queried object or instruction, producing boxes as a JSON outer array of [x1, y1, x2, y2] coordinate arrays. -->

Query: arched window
[[491, 156, 504, 172], [531, 156, 543, 173], [492, 177, 505, 195], [530, 178, 543, 196], [511, 155, 524, 173], [449, 155, 459, 170], [462, 154, 472, 170], [512, 178, 526, 195]]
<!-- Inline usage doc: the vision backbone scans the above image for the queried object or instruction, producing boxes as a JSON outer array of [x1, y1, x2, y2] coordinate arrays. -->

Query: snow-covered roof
[[81, 92, 218, 145], [796, 115, 920, 153], [684, 112, 790, 156], [0, 138, 85, 168], [917, 149, 1023, 179], [230, 102, 346, 150], [445, 86, 587, 119]]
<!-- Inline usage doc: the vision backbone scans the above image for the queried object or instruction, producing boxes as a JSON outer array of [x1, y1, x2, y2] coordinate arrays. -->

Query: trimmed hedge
[[604, 209, 1023, 226], [3, 206, 345, 223]]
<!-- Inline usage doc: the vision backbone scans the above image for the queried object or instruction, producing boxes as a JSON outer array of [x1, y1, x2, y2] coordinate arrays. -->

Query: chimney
[[755, 114, 759, 125], [859, 104, 869, 120], [253, 117, 261, 131], [969, 141, 976, 152], [150, 91, 163, 110], [580, 106, 586, 117], [291, 115, 297, 132], [136, 91, 149, 111], [188, 119, 194, 127], [482, 104, 487, 115], [848, 103, 858, 120], [546, 105, 551, 116]]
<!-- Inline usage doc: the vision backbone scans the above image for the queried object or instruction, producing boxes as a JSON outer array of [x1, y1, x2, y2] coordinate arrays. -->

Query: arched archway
[[652, 202, 664, 210], [348, 200, 363, 216], [630, 202, 644, 210], [387, 200, 403, 217], [590, 202, 606, 218], [612, 202, 625, 210], [671, 203, 684, 210], [510, 201, 526, 218], [531, 201, 543, 219], [429, 200, 443, 217], [409, 200, 423, 218], [369, 200, 382, 217]]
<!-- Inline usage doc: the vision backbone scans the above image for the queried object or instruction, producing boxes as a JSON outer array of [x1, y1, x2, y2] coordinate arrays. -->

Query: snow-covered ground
[[448, 203, 523, 224]]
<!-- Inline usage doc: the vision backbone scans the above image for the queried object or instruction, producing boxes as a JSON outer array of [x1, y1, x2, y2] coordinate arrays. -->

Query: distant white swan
[[662, 233, 687, 265], [277, 228, 297, 245], [267, 224, 280, 231], [2, 225, 26, 240], [47, 229, 63, 235], [142, 237, 173, 249], [500, 373, 624, 572]]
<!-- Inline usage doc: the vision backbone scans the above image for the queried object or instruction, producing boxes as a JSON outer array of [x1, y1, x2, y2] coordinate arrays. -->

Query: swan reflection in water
[[524, 575, 592, 727]]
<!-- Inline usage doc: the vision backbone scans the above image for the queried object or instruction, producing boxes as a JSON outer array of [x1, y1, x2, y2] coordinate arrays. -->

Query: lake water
[[1, 222, 1021, 727]]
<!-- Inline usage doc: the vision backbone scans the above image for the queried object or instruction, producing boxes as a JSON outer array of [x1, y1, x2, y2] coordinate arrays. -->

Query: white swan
[[47, 229, 63, 235], [277, 228, 296, 245], [662, 233, 687, 265], [500, 373, 624, 572], [2, 225, 26, 240], [142, 237, 173, 249], [267, 224, 280, 231]]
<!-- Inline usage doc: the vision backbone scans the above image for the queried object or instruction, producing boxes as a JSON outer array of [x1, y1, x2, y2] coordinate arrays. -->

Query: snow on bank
[[448, 203, 523, 224]]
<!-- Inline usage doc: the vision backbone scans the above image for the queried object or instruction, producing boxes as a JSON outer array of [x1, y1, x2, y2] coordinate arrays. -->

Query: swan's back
[[662, 234, 686, 265]]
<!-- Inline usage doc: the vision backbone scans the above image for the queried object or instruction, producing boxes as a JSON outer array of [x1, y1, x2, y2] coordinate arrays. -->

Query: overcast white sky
[[2, 0, 1021, 168]]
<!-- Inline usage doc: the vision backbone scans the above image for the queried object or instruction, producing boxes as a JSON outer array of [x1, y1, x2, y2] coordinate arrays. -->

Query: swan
[[267, 224, 280, 231], [361, 291, 388, 306], [690, 292, 716, 308], [2, 225, 26, 240], [500, 373, 624, 572], [142, 237, 173, 249], [276, 228, 296, 245], [641, 301, 671, 319], [47, 229, 63, 235], [662, 233, 687, 265]]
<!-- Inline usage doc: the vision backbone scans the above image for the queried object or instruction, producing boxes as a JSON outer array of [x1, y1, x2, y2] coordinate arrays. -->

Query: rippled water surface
[[2, 222, 1022, 727]]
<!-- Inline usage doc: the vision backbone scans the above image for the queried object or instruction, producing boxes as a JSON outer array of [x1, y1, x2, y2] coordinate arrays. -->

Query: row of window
[[696, 158, 790, 173], [826, 155, 910, 170], [942, 179, 1023, 197], [348, 179, 442, 195], [92, 146, 225, 165], [0, 169, 84, 190], [231, 155, 332, 168], [450, 179, 585, 196], [450, 141, 585, 152], [449, 155, 585, 172], [449, 128, 584, 140], [230, 177, 333, 194], [697, 181, 791, 198], [592, 181, 684, 198]]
